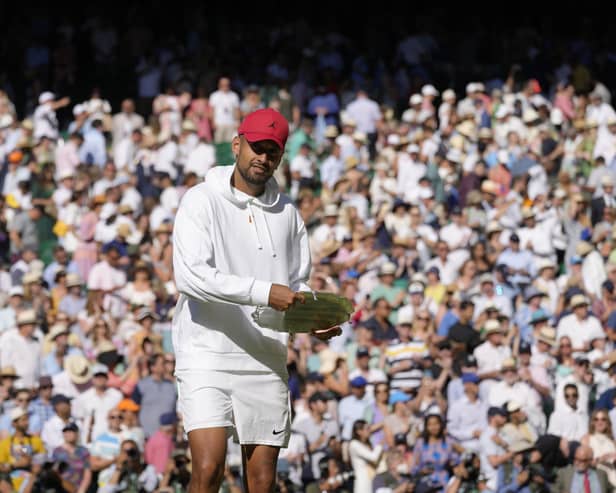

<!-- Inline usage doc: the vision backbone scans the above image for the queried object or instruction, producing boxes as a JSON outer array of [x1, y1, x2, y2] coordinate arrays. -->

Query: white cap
[[38, 91, 55, 104], [0, 114, 13, 129], [352, 131, 367, 143], [421, 84, 439, 97], [466, 82, 477, 94], [10, 407, 28, 422], [72, 104, 86, 116], [323, 204, 339, 217], [406, 144, 420, 154], [497, 149, 510, 164], [418, 187, 434, 199], [9, 286, 24, 297], [446, 148, 462, 163], [409, 94, 423, 105], [442, 89, 456, 101], [387, 134, 401, 146], [494, 105, 511, 119], [408, 282, 424, 294]]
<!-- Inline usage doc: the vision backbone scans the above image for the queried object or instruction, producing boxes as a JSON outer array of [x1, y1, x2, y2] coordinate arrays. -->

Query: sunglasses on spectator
[[565, 393, 578, 399], [109, 414, 123, 420], [594, 416, 608, 421]]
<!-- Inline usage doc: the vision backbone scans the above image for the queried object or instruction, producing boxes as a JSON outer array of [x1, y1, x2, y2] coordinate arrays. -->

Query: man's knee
[[191, 459, 226, 488], [246, 468, 277, 492]]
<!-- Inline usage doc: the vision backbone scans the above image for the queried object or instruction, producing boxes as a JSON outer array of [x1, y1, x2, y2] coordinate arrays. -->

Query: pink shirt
[[144, 430, 174, 474]]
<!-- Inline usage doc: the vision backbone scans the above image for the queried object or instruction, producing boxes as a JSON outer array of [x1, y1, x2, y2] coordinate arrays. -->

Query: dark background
[[1, 5, 614, 120]]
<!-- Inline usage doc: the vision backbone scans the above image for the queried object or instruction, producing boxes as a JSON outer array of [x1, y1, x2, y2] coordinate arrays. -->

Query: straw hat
[[536, 327, 557, 346], [64, 354, 92, 385], [16, 309, 37, 326], [484, 319, 504, 334], [0, 366, 19, 379], [575, 241, 593, 257], [319, 348, 346, 375], [570, 294, 590, 309], [66, 273, 83, 288], [48, 323, 69, 341], [319, 238, 342, 258]]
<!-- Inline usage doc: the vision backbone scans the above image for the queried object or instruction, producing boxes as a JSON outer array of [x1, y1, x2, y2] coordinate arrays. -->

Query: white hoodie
[[172, 165, 311, 375]]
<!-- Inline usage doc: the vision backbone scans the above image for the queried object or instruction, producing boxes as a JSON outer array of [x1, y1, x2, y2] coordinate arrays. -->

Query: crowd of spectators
[[3, 10, 616, 493]]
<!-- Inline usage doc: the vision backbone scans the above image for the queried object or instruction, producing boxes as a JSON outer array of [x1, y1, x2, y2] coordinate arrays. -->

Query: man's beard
[[237, 162, 271, 186]]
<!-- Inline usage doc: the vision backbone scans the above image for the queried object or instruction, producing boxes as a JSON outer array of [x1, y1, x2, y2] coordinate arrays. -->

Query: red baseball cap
[[238, 108, 289, 149]]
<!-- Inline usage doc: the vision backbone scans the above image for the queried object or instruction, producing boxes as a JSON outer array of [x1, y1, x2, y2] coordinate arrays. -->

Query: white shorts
[[176, 369, 291, 447]]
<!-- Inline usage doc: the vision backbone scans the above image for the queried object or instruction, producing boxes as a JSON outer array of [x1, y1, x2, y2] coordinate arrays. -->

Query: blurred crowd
[[3, 13, 616, 493]]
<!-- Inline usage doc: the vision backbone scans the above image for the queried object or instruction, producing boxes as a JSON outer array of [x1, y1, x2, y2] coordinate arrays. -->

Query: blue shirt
[[43, 260, 79, 289], [41, 347, 83, 376], [497, 248, 536, 285], [437, 310, 458, 338], [29, 398, 55, 427], [79, 128, 107, 167]]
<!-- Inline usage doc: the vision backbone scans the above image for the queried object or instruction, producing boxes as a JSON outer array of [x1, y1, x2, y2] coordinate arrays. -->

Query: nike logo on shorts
[[272, 428, 285, 435]]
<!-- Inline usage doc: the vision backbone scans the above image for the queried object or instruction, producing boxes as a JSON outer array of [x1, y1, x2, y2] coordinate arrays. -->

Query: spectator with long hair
[[348, 419, 383, 493]]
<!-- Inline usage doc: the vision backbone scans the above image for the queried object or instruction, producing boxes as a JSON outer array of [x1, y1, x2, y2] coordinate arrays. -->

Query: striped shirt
[[385, 339, 429, 391]]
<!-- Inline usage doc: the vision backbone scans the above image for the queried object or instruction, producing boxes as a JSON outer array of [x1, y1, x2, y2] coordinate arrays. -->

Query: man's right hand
[[268, 284, 305, 311]]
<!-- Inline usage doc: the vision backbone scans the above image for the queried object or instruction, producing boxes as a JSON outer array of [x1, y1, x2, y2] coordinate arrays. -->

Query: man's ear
[[231, 136, 241, 159]]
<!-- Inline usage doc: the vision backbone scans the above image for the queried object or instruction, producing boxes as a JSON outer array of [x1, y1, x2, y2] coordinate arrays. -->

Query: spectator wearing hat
[[117, 398, 145, 451], [557, 294, 604, 355], [144, 411, 177, 475], [75, 361, 122, 442], [0, 387, 42, 439], [293, 392, 340, 481], [591, 174, 616, 225], [0, 406, 45, 490], [548, 383, 589, 442], [501, 399, 539, 446], [338, 376, 371, 442], [473, 272, 513, 321], [396, 280, 428, 327], [348, 347, 386, 401], [127, 307, 163, 359], [534, 259, 559, 314], [57, 273, 86, 320], [369, 161, 397, 216], [309, 203, 350, 260], [41, 323, 82, 377], [479, 406, 510, 491], [447, 372, 487, 453], [424, 265, 446, 308], [383, 390, 418, 449], [0, 308, 41, 389], [0, 285, 24, 333], [473, 319, 512, 384], [51, 421, 92, 493], [385, 311, 428, 396], [289, 141, 316, 200], [33, 91, 69, 141], [41, 394, 74, 451], [486, 357, 543, 429]]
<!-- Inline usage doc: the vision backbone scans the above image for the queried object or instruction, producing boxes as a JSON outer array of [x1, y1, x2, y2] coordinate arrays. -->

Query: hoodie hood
[[207, 164, 280, 209], [206, 165, 281, 256]]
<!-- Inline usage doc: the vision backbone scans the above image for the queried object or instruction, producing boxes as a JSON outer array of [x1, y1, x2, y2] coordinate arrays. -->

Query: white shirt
[[554, 376, 591, 413], [41, 414, 71, 452], [473, 342, 511, 377], [290, 154, 314, 178], [209, 90, 240, 127], [557, 313, 604, 351], [345, 97, 382, 134], [487, 380, 541, 410], [185, 143, 216, 178], [72, 387, 123, 445], [0, 328, 41, 389], [547, 404, 588, 441]]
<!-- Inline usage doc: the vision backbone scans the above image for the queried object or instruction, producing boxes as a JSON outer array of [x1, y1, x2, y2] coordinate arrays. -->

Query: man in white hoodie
[[172, 108, 341, 493]]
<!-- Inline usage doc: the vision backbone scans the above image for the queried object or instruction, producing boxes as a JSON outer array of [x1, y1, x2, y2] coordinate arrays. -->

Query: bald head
[[574, 445, 593, 472]]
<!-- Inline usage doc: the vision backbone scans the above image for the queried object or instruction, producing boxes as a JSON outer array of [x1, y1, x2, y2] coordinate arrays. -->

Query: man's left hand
[[310, 326, 343, 341]]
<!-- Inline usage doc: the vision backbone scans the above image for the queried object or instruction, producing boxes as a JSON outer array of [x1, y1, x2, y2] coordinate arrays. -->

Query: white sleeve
[[289, 212, 312, 292], [172, 187, 271, 306]]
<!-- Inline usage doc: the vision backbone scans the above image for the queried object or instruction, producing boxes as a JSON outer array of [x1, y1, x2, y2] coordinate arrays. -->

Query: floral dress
[[411, 436, 459, 492]]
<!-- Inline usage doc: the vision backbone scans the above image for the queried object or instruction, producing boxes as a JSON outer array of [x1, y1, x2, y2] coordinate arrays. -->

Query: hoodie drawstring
[[246, 201, 263, 250], [247, 200, 277, 257]]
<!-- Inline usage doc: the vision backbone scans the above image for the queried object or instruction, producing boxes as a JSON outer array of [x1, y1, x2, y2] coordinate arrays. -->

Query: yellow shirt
[[0, 434, 45, 490]]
